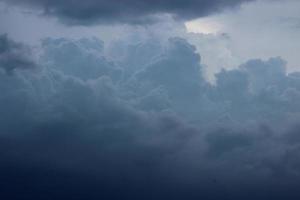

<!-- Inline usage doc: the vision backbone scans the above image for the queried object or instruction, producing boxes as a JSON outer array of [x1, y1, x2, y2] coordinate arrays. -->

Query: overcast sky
[[1, 1, 300, 200]]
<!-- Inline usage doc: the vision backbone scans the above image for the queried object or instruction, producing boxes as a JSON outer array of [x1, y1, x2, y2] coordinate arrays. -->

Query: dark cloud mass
[[1, 34, 300, 199], [0, 34, 36, 74], [1, 0, 252, 24]]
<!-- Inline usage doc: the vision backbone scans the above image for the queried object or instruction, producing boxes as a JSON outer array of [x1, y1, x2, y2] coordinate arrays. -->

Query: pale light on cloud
[[185, 18, 222, 34], [185, 0, 300, 75]]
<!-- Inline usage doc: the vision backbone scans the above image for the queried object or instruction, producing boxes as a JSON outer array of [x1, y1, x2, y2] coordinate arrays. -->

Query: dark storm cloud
[[0, 34, 36, 74], [1, 35, 300, 199], [1, 0, 253, 24]]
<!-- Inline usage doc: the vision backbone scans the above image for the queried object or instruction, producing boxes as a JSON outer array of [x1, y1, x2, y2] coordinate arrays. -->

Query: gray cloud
[[1, 0, 253, 25], [0, 34, 36, 74], [1, 35, 300, 199]]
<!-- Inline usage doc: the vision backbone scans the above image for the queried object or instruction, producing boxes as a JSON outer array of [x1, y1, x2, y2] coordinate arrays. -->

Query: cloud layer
[[1, 0, 252, 24], [1, 35, 300, 199], [0, 34, 36, 74]]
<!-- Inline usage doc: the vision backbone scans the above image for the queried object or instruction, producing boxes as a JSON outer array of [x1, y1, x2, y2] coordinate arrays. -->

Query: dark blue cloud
[[1, 35, 300, 199], [0, 34, 36, 74], [1, 0, 253, 25]]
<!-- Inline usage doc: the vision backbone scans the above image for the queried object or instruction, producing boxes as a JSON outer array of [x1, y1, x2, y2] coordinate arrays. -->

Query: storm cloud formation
[[1, 0, 252, 24], [0, 34, 36, 74], [1, 35, 300, 199]]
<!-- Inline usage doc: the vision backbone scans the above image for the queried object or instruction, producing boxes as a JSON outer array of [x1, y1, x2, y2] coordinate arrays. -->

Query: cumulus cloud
[[0, 34, 36, 74], [1, 0, 253, 25], [1, 35, 300, 199], [41, 37, 122, 81]]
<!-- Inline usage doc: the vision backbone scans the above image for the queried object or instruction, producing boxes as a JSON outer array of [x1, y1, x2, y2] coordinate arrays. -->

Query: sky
[[1, 0, 300, 199]]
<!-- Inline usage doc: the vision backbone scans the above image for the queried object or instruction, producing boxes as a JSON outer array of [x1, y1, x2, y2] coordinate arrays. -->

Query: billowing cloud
[[1, 35, 300, 199], [0, 34, 36, 74], [1, 0, 253, 25]]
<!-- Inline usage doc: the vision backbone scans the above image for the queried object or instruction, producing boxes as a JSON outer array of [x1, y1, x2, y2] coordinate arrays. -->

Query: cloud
[[189, 0, 300, 73], [41, 37, 122, 81], [0, 34, 36, 74], [1, 35, 300, 199], [1, 0, 253, 25]]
